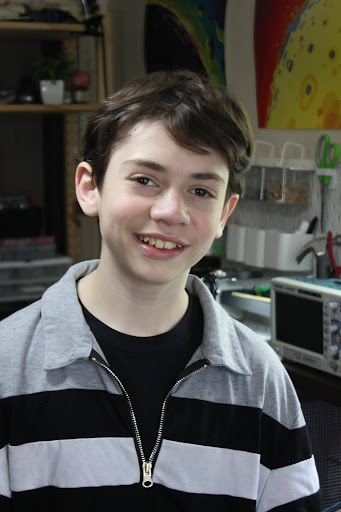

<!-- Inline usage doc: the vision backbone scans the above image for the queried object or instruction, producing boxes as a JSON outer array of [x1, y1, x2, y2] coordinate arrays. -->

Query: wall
[[100, 0, 145, 89]]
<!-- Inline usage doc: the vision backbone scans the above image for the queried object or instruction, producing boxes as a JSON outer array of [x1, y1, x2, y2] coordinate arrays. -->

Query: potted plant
[[71, 70, 91, 103], [32, 52, 74, 104]]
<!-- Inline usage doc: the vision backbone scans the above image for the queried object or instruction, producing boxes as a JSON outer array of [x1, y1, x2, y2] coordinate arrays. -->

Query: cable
[[322, 500, 341, 512]]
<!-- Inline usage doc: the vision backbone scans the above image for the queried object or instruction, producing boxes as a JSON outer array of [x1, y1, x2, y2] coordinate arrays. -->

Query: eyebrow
[[123, 159, 226, 184], [124, 159, 165, 172]]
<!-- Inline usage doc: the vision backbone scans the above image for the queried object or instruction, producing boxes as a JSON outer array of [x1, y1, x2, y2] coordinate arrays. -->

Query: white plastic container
[[226, 225, 246, 262], [244, 228, 266, 268], [264, 231, 313, 271]]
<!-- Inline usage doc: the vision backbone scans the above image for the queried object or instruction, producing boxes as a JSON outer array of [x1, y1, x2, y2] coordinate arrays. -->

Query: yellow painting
[[255, 0, 341, 129]]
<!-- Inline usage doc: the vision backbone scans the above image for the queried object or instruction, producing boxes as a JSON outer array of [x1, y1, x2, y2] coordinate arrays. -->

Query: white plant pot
[[40, 80, 65, 104]]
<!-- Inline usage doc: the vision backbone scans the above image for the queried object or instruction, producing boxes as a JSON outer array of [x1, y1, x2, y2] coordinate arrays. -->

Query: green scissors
[[315, 134, 340, 232], [315, 134, 340, 169]]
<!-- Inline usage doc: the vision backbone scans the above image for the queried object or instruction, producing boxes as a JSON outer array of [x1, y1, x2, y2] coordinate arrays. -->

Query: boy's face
[[77, 121, 238, 289]]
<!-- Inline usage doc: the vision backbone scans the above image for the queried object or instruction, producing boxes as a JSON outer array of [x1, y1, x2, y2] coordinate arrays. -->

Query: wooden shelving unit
[[0, 14, 113, 263]]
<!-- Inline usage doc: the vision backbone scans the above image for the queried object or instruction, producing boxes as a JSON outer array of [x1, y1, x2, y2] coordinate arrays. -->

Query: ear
[[75, 162, 99, 217], [215, 194, 239, 239]]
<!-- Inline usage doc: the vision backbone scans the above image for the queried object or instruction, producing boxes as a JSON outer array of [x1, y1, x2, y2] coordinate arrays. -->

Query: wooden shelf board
[[0, 104, 98, 113], [0, 21, 86, 39]]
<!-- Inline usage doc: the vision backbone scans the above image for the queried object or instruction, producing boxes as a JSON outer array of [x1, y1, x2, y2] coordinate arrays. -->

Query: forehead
[[109, 121, 229, 175]]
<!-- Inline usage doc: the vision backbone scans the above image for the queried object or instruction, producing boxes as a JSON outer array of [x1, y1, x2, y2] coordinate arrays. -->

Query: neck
[[77, 261, 190, 337]]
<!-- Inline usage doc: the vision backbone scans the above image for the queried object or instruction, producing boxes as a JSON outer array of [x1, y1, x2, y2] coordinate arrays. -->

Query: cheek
[[98, 197, 143, 237], [196, 208, 223, 236]]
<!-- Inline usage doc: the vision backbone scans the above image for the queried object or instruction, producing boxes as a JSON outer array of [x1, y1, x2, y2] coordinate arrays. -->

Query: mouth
[[136, 235, 184, 250]]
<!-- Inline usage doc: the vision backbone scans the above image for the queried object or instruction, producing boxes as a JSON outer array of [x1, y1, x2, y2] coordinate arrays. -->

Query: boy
[[0, 70, 320, 511]]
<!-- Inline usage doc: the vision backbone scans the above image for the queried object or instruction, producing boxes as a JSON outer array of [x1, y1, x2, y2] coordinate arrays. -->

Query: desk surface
[[283, 360, 341, 407]]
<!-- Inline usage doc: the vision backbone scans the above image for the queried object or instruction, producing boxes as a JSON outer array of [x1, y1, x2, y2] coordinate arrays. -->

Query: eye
[[132, 176, 155, 186], [190, 188, 213, 198]]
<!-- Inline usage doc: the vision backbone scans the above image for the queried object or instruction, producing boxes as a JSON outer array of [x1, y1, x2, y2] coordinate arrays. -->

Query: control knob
[[329, 302, 339, 311], [327, 345, 339, 359]]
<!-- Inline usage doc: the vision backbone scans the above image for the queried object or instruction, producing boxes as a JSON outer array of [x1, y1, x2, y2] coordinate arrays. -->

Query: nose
[[150, 188, 190, 225]]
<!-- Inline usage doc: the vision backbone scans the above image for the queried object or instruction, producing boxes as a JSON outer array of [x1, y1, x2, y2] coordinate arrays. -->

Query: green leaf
[[32, 52, 74, 81]]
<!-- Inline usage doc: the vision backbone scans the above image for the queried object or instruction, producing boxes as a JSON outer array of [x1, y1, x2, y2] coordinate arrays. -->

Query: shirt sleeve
[[256, 406, 321, 511], [0, 445, 11, 508], [0, 398, 12, 509]]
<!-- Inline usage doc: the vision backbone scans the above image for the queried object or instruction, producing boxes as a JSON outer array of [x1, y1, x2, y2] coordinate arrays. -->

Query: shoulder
[[231, 315, 282, 373], [188, 274, 280, 372], [187, 274, 285, 374], [0, 300, 43, 396], [0, 299, 42, 359], [0, 299, 41, 338], [187, 275, 303, 428], [231, 315, 303, 428]]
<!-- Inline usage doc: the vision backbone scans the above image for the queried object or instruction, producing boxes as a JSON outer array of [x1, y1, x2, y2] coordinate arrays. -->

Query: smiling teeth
[[138, 236, 182, 249]]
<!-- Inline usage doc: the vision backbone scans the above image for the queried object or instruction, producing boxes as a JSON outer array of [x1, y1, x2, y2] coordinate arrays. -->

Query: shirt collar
[[42, 259, 100, 370], [185, 275, 252, 376], [42, 261, 251, 376]]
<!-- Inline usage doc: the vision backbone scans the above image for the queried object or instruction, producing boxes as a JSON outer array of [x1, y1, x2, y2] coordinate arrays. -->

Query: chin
[[134, 268, 190, 287]]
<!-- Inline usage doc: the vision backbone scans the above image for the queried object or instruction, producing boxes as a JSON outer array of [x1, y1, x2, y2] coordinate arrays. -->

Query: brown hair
[[78, 70, 254, 200]]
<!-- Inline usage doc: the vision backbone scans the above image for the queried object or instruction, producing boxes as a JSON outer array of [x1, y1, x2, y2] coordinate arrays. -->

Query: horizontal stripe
[[9, 437, 140, 492], [154, 439, 260, 499], [165, 396, 261, 451], [0, 446, 11, 498], [173, 363, 305, 430], [165, 396, 312, 468], [0, 495, 11, 511], [257, 456, 320, 512], [260, 414, 311, 469], [2, 390, 312, 471], [2, 389, 133, 446], [13, 484, 256, 511], [0, 401, 9, 449], [271, 491, 321, 512], [4, 437, 320, 510], [1, 340, 302, 434]]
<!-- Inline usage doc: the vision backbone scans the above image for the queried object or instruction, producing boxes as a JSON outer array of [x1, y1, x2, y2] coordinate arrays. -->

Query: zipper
[[91, 354, 208, 488]]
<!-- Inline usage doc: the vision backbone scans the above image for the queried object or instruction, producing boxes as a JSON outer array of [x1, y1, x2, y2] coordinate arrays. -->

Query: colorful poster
[[145, 0, 227, 85], [255, 0, 341, 129]]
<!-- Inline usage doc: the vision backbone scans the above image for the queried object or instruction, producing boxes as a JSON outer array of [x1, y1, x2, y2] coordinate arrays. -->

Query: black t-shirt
[[81, 292, 203, 458]]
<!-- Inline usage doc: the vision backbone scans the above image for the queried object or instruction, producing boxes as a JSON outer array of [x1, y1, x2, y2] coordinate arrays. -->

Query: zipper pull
[[142, 461, 153, 488]]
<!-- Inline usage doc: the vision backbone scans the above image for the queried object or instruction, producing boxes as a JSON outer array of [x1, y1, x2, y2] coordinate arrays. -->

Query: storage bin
[[0, 256, 72, 283], [243, 165, 266, 200], [244, 228, 266, 268], [265, 167, 313, 205], [264, 232, 313, 271], [226, 225, 246, 263]]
